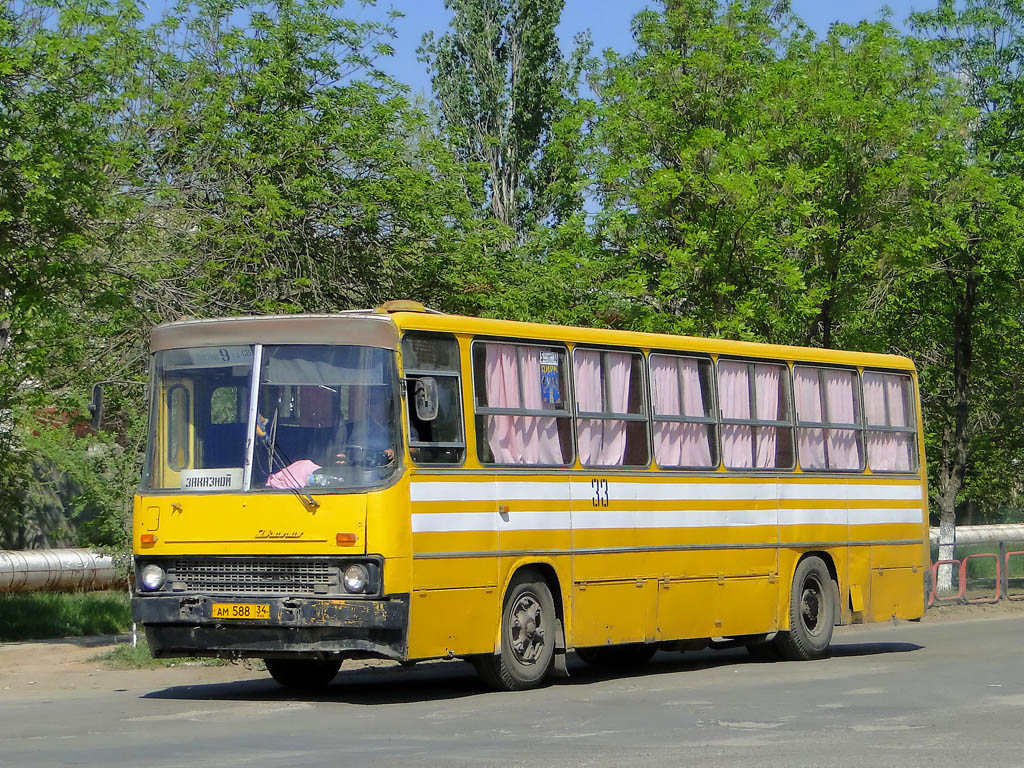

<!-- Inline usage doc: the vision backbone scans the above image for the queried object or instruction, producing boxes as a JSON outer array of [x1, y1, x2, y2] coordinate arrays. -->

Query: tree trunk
[[935, 462, 958, 593], [935, 273, 977, 592]]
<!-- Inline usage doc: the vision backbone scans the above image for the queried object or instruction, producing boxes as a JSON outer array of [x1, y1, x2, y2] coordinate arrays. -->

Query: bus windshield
[[143, 344, 400, 492]]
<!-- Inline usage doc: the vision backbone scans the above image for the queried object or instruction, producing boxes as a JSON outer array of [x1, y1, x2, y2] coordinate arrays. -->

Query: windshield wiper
[[260, 413, 320, 511], [288, 485, 320, 511]]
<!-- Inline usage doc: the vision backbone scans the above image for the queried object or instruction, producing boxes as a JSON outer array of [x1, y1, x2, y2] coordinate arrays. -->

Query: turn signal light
[[336, 532, 358, 546], [140, 533, 158, 546]]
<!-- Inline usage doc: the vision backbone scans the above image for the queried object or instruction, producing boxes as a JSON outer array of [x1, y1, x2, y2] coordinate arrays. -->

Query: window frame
[[861, 369, 920, 474], [792, 363, 865, 473], [648, 351, 718, 470], [401, 332, 467, 467], [470, 338, 575, 467], [572, 344, 651, 469], [716, 356, 796, 471]]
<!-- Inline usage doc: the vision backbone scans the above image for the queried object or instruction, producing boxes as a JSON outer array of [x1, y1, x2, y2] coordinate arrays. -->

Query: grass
[[90, 635, 242, 670], [931, 542, 1024, 579], [0, 590, 132, 642], [94, 639, 174, 669], [0, 591, 255, 671]]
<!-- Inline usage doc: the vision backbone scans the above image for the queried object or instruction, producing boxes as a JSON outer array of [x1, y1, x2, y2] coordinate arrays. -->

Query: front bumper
[[133, 593, 409, 661]]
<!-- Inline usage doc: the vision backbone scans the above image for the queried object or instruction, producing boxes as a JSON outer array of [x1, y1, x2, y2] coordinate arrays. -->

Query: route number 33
[[591, 478, 609, 507]]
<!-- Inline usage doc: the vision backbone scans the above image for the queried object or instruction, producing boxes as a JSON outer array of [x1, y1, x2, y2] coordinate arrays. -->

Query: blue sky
[[376, 1, 924, 95]]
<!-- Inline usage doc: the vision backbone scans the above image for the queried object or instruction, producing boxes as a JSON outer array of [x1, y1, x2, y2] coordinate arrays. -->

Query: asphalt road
[[2, 617, 1022, 768]]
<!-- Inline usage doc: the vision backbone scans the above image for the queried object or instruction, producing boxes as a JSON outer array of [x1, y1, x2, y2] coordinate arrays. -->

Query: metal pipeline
[[0, 549, 120, 593], [929, 524, 1024, 546]]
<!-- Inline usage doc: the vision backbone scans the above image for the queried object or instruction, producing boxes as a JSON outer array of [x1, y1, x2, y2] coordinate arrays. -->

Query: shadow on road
[[828, 641, 922, 657], [141, 639, 923, 705]]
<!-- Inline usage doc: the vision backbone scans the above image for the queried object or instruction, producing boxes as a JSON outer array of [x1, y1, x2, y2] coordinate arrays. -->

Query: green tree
[[0, 0, 146, 547], [420, 0, 589, 240], [586, 1, 949, 349], [138, 0, 476, 318], [901, 0, 1024, 577]]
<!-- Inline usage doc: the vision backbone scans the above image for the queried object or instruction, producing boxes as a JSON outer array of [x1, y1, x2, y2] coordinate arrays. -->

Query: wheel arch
[[494, 558, 567, 654], [782, 550, 840, 631]]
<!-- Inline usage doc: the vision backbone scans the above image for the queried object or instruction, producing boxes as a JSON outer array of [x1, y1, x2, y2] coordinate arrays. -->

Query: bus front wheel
[[774, 556, 835, 661], [475, 571, 556, 691], [264, 658, 342, 690]]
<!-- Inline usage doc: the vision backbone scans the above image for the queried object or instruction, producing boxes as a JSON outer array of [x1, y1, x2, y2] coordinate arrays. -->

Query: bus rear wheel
[[264, 658, 342, 690], [475, 571, 556, 691], [773, 556, 835, 661]]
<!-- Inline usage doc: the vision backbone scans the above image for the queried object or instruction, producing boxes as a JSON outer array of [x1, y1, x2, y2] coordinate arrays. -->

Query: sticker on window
[[180, 468, 243, 491], [540, 353, 562, 406]]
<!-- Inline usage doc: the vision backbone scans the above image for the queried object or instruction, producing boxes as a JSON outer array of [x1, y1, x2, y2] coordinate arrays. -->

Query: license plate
[[211, 602, 270, 620]]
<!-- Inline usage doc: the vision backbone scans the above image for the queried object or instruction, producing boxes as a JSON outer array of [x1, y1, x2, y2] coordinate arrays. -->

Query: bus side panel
[[407, 587, 499, 658], [569, 473, 780, 644], [570, 568, 657, 647], [868, 541, 926, 622], [408, 475, 498, 590], [655, 575, 719, 641], [407, 474, 500, 659], [847, 475, 927, 623]]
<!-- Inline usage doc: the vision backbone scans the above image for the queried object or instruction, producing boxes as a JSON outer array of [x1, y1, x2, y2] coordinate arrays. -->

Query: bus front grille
[[164, 557, 337, 596]]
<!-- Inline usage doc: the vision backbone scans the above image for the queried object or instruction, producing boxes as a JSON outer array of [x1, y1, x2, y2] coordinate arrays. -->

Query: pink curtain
[[794, 368, 826, 469], [753, 364, 780, 468], [864, 372, 913, 471], [719, 361, 753, 468], [485, 343, 563, 465], [575, 350, 603, 464], [485, 344, 521, 463], [825, 370, 860, 469], [651, 356, 712, 467], [721, 361, 784, 469], [267, 459, 321, 488], [575, 350, 631, 466]]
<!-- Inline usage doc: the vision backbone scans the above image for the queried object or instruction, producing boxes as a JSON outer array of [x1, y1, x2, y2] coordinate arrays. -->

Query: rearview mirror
[[413, 378, 438, 421]]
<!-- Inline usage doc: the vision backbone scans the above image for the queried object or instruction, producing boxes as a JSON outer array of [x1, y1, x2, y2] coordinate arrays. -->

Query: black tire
[[475, 571, 556, 691], [576, 643, 656, 667], [773, 556, 835, 661], [264, 658, 342, 690]]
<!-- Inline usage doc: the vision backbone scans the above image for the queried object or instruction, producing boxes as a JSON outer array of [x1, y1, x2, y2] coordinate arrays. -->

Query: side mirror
[[413, 378, 438, 421], [88, 383, 104, 431]]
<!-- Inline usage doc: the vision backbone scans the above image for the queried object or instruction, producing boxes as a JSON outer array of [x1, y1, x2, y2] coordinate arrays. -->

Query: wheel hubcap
[[508, 592, 545, 665], [801, 577, 823, 635]]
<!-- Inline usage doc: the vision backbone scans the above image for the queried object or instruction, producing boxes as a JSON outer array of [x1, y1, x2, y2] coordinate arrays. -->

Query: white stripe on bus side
[[410, 506, 924, 533], [410, 479, 922, 504]]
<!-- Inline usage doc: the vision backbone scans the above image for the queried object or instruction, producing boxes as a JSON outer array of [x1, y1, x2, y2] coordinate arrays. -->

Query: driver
[[333, 388, 397, 466]]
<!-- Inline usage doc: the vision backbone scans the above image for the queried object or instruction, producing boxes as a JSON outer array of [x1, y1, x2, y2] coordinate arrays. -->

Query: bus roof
[[150, 307, 915, 371], [388, 310, 915, 371]]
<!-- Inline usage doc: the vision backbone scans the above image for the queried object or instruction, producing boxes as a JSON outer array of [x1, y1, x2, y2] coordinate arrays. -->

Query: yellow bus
[[131, 302, 928, 690]]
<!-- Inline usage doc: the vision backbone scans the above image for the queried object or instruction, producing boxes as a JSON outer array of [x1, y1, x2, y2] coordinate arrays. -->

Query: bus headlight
[[140, 564, 166, 591], [343, 564, 369, 594]]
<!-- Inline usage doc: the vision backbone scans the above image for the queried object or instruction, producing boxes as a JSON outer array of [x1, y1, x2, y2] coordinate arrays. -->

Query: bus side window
[[862, 371, 918, 472], [718, 360, 794, 470], [793, 366, 863, 471], [472, 341, 574, 466], [401, 333, 466, 465], [573, 348, 649, 468], [649, 354, 717, 469]]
